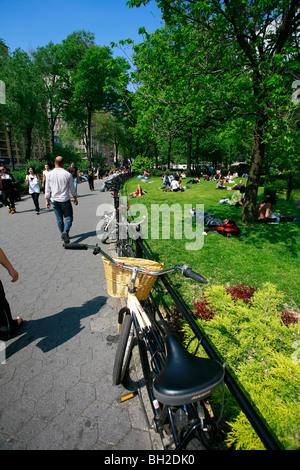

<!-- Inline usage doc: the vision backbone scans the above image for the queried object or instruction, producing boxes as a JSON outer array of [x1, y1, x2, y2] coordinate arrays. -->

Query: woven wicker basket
[[102, 257, 164, 300]]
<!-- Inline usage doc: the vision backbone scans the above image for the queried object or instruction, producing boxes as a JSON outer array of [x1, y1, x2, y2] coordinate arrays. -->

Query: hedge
[[183, 282, 300, 450]]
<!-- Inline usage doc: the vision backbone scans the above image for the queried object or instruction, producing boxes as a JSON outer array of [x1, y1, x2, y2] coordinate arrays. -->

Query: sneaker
[[61, 232, 70, 244]]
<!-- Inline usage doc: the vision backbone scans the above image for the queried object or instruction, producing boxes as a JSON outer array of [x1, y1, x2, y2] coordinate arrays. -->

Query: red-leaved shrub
[[281, 309, 299, 326], [225, 284, 257, 303], [193, 298, 216, 321]]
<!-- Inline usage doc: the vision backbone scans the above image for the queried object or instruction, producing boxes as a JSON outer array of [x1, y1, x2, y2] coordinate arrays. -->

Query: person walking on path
[[0, 165, 16, 214], [87, 165, 95, 191], [25, 166, 41, 214], [45, 156, 78, 244], [0, 247, 23, 341], [67, 161, 79, 196], [42, 163, 51, 208]]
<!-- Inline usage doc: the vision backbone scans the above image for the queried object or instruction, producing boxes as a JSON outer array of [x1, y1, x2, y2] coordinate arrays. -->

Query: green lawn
[[122, 176, 300, 310]]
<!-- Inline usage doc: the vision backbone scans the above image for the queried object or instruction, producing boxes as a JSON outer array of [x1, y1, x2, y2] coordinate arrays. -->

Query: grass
[[122, 176, 300, 311]]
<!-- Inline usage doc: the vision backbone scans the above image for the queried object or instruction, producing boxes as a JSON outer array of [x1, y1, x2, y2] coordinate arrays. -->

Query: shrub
[[131, 155, 153, 174], [226, 284, 257, 304], [194, 284, 298, 326], [281, 309, 299, 326], [193, 298, 216, 320], [151, 169, 164, 177], [187, 283, 300, 450]]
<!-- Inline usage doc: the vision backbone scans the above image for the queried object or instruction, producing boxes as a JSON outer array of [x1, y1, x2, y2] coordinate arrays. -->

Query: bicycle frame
[[123, 292, 220, 450], [99, 199, 146, 245]]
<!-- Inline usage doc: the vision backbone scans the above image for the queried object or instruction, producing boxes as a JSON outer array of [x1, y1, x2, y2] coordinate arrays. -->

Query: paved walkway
[[0, 178, 154, 450]]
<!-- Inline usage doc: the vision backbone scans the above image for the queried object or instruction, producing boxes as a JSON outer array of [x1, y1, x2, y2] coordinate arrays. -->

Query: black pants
[[0, 281, 18, 340], [31, 192, 40, 212], [2, 186, 15, 209], [88, 178, 94, 190]]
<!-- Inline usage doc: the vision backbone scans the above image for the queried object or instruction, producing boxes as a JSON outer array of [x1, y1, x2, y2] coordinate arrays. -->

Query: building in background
[[0, 125, 51, 169]]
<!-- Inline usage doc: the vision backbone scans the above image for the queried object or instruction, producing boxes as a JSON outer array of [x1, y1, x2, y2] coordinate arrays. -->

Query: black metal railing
[[135, 238, 281, 451], [113, 176, 281, 450]]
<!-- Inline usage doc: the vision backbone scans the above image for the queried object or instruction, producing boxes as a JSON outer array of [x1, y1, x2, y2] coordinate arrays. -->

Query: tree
[[131, 154, 153, 173], [130, 26, 204, 170], [129, 0, 300, 223], [0, 48, 49, 160], [61, 41, 130, 161], [93, 112, 127, 167], [33, 42, 67, 151], [129, 23, 248, 171]]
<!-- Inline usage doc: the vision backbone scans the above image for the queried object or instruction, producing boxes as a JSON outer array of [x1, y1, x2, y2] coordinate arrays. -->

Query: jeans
[[52, 200, 73, 235], [204, 212, 223, 227], [73, 178, 78, 196]]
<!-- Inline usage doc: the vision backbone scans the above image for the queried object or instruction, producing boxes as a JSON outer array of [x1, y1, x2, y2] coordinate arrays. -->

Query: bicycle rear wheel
[[112, 313, 134, 385]]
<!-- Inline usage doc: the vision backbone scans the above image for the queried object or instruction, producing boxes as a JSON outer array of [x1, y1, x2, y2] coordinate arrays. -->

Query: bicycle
[[64, 242, 225, 450], [97, 201, 146, 252]]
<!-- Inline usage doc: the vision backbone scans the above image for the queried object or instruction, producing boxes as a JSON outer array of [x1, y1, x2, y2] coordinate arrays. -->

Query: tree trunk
[[167, 137, 172, 170], [242, 123, 265, 224], [186, 131, 192, 174], [195, 135, 199, 168], [114, 142, 119, 167], [25, 125, 33, 160], [87, 110, 92, 162], [154, 143, 159, 169]]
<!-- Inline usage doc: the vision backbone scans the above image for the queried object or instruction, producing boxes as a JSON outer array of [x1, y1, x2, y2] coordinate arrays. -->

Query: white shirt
[[43, 169, 50, 180], [45, 167, 76, 202], [28, 175, 40, 194]]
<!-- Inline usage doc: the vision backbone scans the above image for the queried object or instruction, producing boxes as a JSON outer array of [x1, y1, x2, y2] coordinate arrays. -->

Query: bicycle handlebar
[[64, 243, 89, 250], [182, 264, 208, 284], [64, 243, 207, 283]]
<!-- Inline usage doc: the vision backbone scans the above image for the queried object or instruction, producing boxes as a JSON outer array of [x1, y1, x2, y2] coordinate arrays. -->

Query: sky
[[0, 0, 163, 58]]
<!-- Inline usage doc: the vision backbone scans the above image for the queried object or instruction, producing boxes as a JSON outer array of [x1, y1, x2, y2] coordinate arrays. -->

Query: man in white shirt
[[45, 156, 78, 243]]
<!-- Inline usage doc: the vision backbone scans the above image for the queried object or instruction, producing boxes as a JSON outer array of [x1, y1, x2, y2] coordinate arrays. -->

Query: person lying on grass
[[190, 209, 241, 237], [130, 184, 147, 198]]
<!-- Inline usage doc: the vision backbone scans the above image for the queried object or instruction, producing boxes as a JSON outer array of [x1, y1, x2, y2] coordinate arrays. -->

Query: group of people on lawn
[[130, 170, 294, 234]]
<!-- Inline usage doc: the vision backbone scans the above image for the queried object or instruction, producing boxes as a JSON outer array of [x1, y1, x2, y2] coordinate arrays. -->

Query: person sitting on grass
[[160, 174, 171, 189], [218, 185, 246, 206], [170, 175, 184, 192], [216, 178, 227, 189], [227, 180, 244, 190], [255, 195, 277, 222]]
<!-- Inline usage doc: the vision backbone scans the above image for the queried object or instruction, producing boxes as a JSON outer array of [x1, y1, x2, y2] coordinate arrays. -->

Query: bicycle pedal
[[119, 391, 138, 403]]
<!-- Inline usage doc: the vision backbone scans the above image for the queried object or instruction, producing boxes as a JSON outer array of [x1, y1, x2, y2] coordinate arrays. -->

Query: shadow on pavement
[[5, 295, 107, 359]]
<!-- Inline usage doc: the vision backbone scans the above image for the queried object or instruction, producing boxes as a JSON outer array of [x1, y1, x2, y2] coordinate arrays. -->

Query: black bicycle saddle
[[153, 334, 225, 406]]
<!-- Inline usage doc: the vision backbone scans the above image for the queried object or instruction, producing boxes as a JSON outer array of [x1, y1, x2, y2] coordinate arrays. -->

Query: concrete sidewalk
[[0, 178, 153, 450]]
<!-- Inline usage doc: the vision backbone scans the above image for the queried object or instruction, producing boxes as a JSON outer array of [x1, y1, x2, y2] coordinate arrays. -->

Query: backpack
[[216, 223, 241, 237]]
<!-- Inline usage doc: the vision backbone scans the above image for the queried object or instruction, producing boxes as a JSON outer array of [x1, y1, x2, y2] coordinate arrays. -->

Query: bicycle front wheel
[[112, 313, 134, 386]]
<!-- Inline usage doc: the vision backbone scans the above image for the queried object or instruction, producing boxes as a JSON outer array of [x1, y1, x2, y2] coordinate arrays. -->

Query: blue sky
[[0, 0, 163, 56]]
